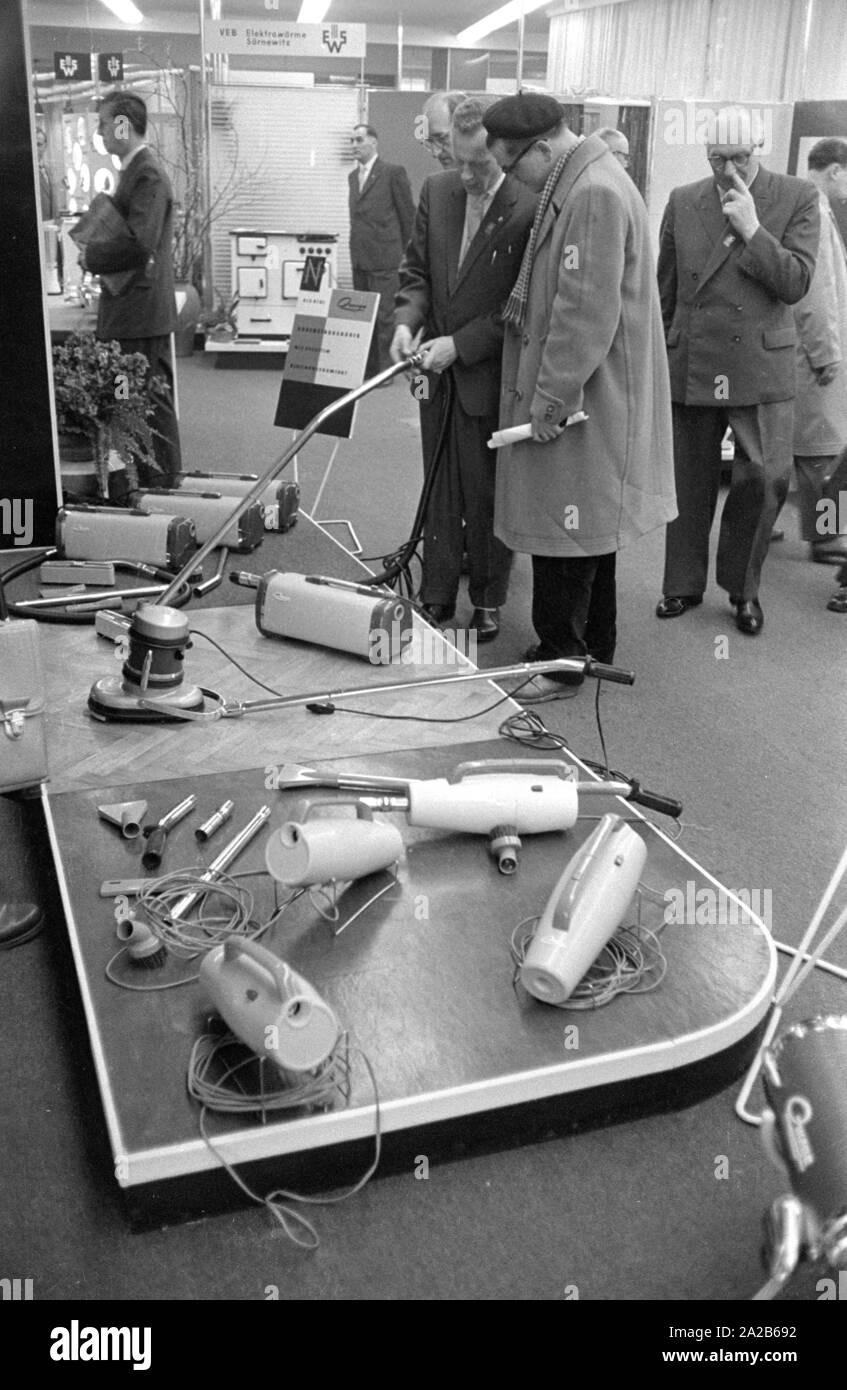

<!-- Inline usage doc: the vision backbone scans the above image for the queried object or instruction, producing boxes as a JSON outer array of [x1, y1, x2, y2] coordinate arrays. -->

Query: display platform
[[45, 740, 776, 1228]]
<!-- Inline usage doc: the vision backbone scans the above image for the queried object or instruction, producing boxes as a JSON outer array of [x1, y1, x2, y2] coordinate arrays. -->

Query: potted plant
[[52, 332, 164, 498], [200, 291, 239, 343]]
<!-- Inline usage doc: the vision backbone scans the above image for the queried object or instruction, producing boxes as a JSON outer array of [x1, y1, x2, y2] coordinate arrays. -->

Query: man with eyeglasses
[[391, 96, 536, 640], [655, 107, 820, 635], [482, 93, 675, 688], [418, 91, 467, 171]]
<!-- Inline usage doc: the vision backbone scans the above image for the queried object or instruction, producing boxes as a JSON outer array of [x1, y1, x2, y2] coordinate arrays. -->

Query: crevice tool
[[142, 795, 197, 870]]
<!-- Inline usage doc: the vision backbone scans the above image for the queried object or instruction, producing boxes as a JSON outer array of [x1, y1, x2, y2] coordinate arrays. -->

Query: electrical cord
[[104, 868, 307, 989], [188, 1033, 382, 1249], [0, 548, 193, 622], [189, 627, 287, 698], [509, 909, 668, 1009], [359, 369, 454, 593]]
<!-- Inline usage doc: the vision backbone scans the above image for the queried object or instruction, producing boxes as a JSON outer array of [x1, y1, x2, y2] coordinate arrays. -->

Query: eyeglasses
[[499, 139, 538, 175], [424, 131, 451, 152], [707, 150, 753, 170]]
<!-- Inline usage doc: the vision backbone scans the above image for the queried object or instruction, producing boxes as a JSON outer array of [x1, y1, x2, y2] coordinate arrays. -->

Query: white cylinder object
[[521, 814, 647, 1005], [407, 774, 579, 835], [200, 939, 339, 1073], [265, 815, 403, 887]]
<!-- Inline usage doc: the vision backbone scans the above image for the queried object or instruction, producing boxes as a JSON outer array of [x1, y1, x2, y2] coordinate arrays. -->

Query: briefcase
[[0, 620, 49, 792], [69, 194, 137, 296]]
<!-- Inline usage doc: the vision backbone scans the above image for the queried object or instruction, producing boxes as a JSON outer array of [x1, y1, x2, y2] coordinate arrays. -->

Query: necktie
[[358, 165, 368, 193], [459, 194, 485, 267]]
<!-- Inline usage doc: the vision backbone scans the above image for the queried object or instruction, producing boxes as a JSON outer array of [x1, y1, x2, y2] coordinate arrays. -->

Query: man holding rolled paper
[[483, 94, 676, 687]]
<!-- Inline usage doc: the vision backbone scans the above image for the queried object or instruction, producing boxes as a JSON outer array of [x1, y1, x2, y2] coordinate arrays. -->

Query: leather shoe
[[827, 586, 847, 613], [655, 595, 702, 618], [469, 607, 500, 642], [420, 602, 455, 625], [734, 598, 764, 635]]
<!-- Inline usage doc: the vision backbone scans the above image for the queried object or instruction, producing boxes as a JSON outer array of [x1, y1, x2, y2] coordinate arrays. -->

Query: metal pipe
[[169, 805, 271, 919], [14, 584, 167, 610], [217, 657, 633, 717], [155, 354, 424, 607]]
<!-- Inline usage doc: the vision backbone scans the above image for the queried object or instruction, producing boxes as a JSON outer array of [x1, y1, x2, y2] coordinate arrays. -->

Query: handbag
[[69, 194, 138, 296]]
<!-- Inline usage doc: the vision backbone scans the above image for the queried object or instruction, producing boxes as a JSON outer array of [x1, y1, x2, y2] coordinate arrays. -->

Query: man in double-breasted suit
[[348, 125, 414, 377], [80, 92, 181, 486], [484, 94, 676, 682], [391, 97, 536, 639], [656, 110, 820, 634]]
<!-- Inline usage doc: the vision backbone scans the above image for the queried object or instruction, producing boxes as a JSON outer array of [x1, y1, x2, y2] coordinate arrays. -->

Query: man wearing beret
[[392, 96, 536, 640], [655, 108, 819, 635], [484, 94, 676, 685]]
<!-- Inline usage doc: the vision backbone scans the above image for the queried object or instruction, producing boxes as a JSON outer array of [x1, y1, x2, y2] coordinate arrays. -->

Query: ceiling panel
[[52, 0, 553, 42]]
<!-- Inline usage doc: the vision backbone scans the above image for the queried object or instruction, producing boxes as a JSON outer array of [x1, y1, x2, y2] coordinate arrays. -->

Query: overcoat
[[495, 134, 676, 557], [793, 193, 847, 455]]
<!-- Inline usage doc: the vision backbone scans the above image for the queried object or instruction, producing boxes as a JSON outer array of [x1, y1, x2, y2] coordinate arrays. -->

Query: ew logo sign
[[322, 24, 348, 53]]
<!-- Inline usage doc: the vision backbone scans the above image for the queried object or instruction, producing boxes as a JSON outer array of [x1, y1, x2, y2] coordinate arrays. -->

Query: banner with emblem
[[204, 21, 365, 59]]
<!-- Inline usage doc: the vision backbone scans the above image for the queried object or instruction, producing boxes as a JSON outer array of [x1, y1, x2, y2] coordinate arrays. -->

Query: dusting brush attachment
[[116, 914, 168, 969]]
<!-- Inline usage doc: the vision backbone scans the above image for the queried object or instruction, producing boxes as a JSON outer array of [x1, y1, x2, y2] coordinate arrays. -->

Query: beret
[[483, 93, 565, 140]]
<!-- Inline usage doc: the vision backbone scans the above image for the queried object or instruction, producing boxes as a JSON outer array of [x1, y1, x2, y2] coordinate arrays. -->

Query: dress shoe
[[469, 607, 500, 642], [734, 598, 764, 635], [655, 595, 703, 618], [0, 900, 44, 949], [420, 602, 455, 626], [827, 585, 847, 613]]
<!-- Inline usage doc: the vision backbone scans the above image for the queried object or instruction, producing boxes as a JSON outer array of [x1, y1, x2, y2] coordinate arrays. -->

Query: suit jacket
[[86, 146, 177, 341], [348, 157, 415, 272], [658, 165, 820, 407], [393, 170, 536, 417], [495, 134, 676, 557], [793, 193, 847, 454]]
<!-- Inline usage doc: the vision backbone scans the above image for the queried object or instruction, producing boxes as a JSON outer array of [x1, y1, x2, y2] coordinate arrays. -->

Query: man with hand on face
[[656, 108, 820, 635], [483, 94, 675, 686], [391, 96, 536, 641]]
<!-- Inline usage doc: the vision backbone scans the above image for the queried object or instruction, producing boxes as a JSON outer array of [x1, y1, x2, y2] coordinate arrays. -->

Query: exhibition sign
[[275, 276, 377, 438], [204, 20, 366, 59]]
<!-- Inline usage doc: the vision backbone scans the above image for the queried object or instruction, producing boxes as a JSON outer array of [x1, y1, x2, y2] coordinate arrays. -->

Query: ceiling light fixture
[[457, 1, 549, 46], [298, 1, 332, 21], [98, 0, 145, 23]]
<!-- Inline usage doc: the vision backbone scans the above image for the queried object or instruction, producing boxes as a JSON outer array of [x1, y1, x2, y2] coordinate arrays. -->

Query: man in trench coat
[[483, 94, 676, 684]]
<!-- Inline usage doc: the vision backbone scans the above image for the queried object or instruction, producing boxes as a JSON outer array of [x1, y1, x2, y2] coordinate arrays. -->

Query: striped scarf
[[502, 142, 582, 328]]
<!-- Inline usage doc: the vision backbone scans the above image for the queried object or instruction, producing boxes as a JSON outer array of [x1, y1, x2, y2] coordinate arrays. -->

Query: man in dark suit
[[348, 125, 414, 378], [656, 108, 819, 634], [391, 97, 536, 640], [79, 92, 181, 487]]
